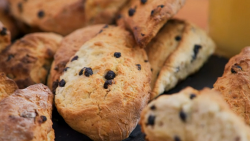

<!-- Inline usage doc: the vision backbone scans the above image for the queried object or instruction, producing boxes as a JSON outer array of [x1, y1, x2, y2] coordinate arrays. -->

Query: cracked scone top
[[214, 47, 250, 124], [55, 26, 151, 141], [0, 72, 18, 101], [0, 84, 54, 141], [140, 87, 250, 141]]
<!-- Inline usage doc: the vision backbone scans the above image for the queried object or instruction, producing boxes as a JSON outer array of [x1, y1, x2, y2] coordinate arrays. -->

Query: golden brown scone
[[151, 20, 215, 99], [0, 72, 18, 101], [47, 24, 104, 93], [0, 21, 11, 53], [117, 0, 186, 48], [0, 33, 62, 88], [140, 87, 250, 141], [55, 26, 151, 141], [214, 47, 250, 125], [8, 0, 128, 35], [0, 84, 54, 141]]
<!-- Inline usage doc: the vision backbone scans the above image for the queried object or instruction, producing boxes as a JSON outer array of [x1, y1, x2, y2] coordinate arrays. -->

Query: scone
[[0, 84, 54, 141], [55, 26, 151, 141], [140, 87, 250, 141], [151, 20, 215, 99], [214, 47, 250, 124], [117, 0, 186, 47], [47, 24, 104, 93], [0, 33, 62, 88], [0, 21, 11, 53], [8, 0, 128, 35], [0, 72, 18, 101]]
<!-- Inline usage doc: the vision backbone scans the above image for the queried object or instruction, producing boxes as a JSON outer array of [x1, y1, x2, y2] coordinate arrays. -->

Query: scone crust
[[0, 21, 11, 53], [0, 84, 54, 141], [55, 26, 151, 141], [0, 32, 62, 88], [48, 24, 104, 92], [0, 72, 18, 101], [214, 47, 250, 124], [117, 0, 186, 47], [8, 0, 127, 35]]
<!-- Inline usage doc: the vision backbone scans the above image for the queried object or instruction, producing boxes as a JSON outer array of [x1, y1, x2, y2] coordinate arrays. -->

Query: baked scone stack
[[214, 47, 250, 124], [55, 26, 151, 140], [140, 87, 250, 141]]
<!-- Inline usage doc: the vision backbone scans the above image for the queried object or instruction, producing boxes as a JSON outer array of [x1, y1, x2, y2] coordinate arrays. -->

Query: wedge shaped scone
[[151, 20, 215, 99], [48, 24, 104, 93], [55, 26, 151, 141], [0, 84, 54, 141], [0, 33, 62, 88], [140, 87, 250, 141], [0, 21, 11, 53], [0, 72, 18, 101], [214, 47, 250, 124], [117, 0, 186, 47], [8, 0, 128, 35]]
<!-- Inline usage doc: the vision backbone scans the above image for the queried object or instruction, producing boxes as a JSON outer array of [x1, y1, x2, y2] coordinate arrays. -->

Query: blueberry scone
[[151, 20, 215, 99], [117, 0, 186, 47], [0, 21, 11, 53], [8, 0, 128, 35], [140, 87, 250, 141], [214, 47, 250, 124], [48, 24, 104, 93], [0, 72, 18, 101], [0, 84, 54, 141], [55, 26, 151, 140], [0, 33, 62, 88]]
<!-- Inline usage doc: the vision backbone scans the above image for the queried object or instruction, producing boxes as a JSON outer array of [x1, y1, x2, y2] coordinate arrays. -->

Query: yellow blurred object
[[209, 0, 250, 58]]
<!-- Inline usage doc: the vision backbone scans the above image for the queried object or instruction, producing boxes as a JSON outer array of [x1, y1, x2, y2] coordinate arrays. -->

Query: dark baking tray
[[52, 55, 228, 141]]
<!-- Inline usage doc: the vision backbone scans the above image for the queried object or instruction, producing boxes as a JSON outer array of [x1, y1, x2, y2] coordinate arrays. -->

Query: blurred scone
[[151, 19, 215, 99], [55, 26, 151, 141], [48, 24, 104, 93], [0, 21, 11, 53], [0, 84, 54, 141], [0, 33, 62, 88], [0, 72, 18, 101], [117, 0, 186, 47], [140, 87, 250, 141], [8, 0, 128, 35], [214, 47, 250, 124]]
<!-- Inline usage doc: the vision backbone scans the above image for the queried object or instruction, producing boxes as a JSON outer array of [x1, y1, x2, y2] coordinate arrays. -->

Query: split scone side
[[140, 87, 250, 141], [55, 26, 151, 141], [214, 47, 250, 124], [0, 21, 11, 53], [8, 0, 128, 35], [151, 21, 215, 99], [0, 33, 62, 88], [0, 84, 54, 141], [0, 72, 18, 101], [117, 0, 186, 48], [47, 24, 104, 93]]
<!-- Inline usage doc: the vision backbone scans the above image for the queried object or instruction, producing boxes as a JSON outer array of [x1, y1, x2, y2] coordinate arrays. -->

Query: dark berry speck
[[37, 10, 45, 18], [136, 64, 141, 70], [64, 67, 69, 72], [141, 0, 147, 4], [114, 52, 121, 58], [179, 110, 186, 122], [150, 105, 156, 110], [190, 94, 196, 99], [103, 25, 108, 28], [144, 60, 148, 62], [231, 65, 242, 74], [40, 115, 47, 123], [141, 33, 145, 36], [158, 5, 164, 8], [0, 27, 7, 36], [175, 36, 181, 41], [18, 2, 23, 12], [174, 136, 181, 141], [151, 10, 155, 16], [6, 54, 14, 61], [84, 67, 93, 77], [128, 8, 136, 16], [105, 71, 116, 80], [192, 44, 202, 61], [104, 80, 112, 89], [71, 56, 78, 62], [58, 79, 66, 87], [146, 115, 155, 126]]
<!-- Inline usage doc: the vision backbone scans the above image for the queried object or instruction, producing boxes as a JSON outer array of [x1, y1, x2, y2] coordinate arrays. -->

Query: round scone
[[0, 84, 54, 141], [140, 87, 250, 141], [8, 0, 128, 35], [0, 72, 18, 101], [117, 0, 186, 47], [0, 21, 11, 53], [55, 26, 151, 141], [0, 33, 62, 88], [47, 24, 105, 93], [214, 47, 250, 124], [151, 20, 215, 99]]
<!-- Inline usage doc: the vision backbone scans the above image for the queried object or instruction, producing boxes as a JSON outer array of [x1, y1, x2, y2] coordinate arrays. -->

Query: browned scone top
[[0, 33, 62, 88], [8, 0, 128, 35], [214, 47, 250, 125], [0, 84, 54, 141], [0, 72, 18, 101], [47, 24, 105, 92], [0, 21, 11, 53], [55, 26, 151, 141], [117, 0, 186, 48]]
